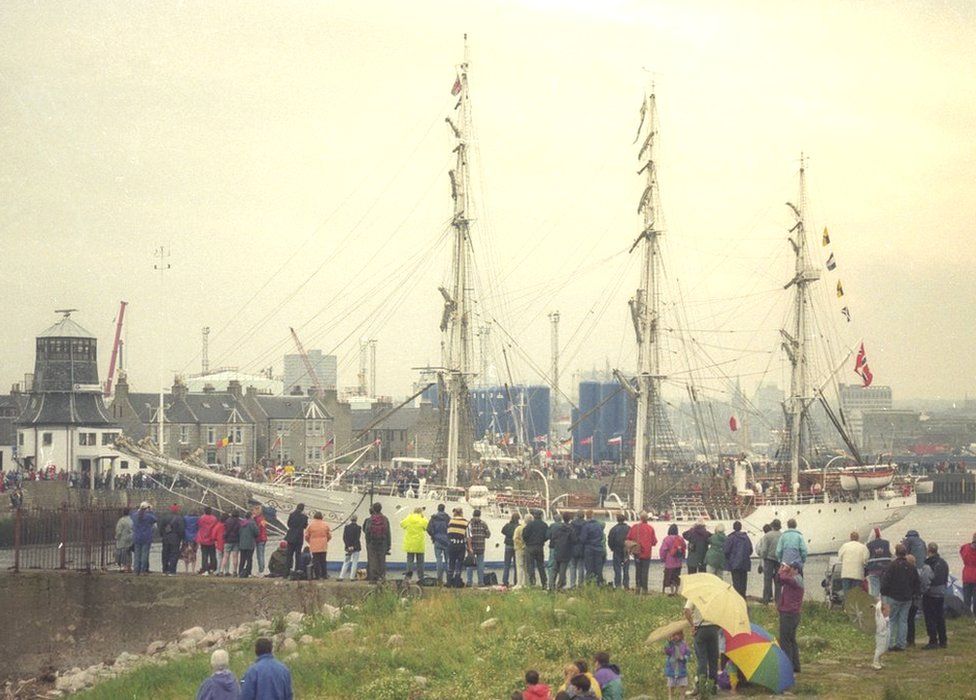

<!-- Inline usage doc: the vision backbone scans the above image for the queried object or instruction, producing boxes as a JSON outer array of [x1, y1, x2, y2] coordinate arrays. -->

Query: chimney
[[245, 385, 258, 400], [115, 374, 130, 401], [228, 380, 243, 400], [172, 378, 188, 401], [24, 373, 33, 392]]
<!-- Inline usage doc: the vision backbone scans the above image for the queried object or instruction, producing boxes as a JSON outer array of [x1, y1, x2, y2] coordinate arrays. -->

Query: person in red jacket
[[196, 506, 219, 574], [627, 512, 658, 594], [522, 669, 552, 700], [961, 532, 976, 617], [253, 505, 269, 575], [212, 515, 227, 576]]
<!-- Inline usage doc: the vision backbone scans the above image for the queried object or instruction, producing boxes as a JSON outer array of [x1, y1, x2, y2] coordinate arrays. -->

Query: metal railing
[[5, 506, 118, 573]]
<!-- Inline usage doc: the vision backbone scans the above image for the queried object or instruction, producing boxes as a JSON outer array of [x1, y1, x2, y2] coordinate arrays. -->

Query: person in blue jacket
[[240, 638, 292, 700], [581, 510, 606, 584], [775, 518, 807, 571], [131, 501, 157, 575]]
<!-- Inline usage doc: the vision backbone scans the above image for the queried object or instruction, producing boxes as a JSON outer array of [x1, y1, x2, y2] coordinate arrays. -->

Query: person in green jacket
[[238, 514, 260, 579], [400, 507, 429, 579], [705, 524, 727, 579]]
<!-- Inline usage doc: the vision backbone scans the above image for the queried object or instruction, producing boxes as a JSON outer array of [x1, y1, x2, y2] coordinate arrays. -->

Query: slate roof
[[17, 392, 117, 427], [251, 396, 332, 421], [351, 405, 420, 432], [37, 317, 95, 338], [126, 392, 252, 425]]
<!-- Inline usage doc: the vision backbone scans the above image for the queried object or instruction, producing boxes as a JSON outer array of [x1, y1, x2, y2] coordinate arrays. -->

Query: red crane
[[104, 301, 128, 396], [289, 327, 324, 398]]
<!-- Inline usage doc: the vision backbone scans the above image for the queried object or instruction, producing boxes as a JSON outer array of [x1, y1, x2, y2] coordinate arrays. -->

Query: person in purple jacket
[[196, 649, 240, 700], [723, 521, 753, 599], [777, 559, 804, 673]]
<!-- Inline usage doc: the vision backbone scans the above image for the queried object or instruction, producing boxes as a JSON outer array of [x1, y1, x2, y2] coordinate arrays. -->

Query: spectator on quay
[[775, 519, 807, 571], [501, 513, 521, 587], [607, 514, 631, 590], [364, 502, 391, 583], [581, 510, 606, 585], [131, 502, 157, 576], [663, 629, 690, 700], [466, 508, 491, 587], [865, 528, 893, 597], [777, 559, 804, 674], [267, 542, 290, 578], [196, 648, 240, 700], [522, 509, 549, 588], [755, 519, 782, 604], [237, 511, 259, 579], [682, 518, 710, 576], [659, 524, 686, 596], [513, 513, 530, 589], [880, 544, 920, 652], [426, 504, 452, 585], [902, 529, 927, 567], [252, 506, 269, 575], [284, 504, 308, 577], [400, 507, 429, 579], [593, 652, 623, 700], [961, 532, 976, 616], [158, 504, 185, 576], [197, 507, 219, 575], [115, 507, 133, 573], [705, 524, 727, 579], [446, 507, 469, 588], [182, 509, 200, 575], [214, 515, 228, 576], [837, 531, 869, 596], [627, 512, 658, 594], [724, 521, 753, 599], [569, 511, 587, 588], [522, 669, 551, 700], [338, 515, 362, 581], [684, 599, 719, 698], [549, 512, 576, 591], [220, 510, 242, 577], [240, 638, 292, 700], [905, 554, 922, 647], [921, 542, 949, 649], [304, 511, 331, 580]]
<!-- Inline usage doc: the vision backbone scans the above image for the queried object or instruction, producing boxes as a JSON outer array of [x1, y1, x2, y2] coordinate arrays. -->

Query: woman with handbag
[[660, 524, 686, 595]]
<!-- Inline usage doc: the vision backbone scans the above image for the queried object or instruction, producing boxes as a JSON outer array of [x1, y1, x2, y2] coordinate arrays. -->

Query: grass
[[77, 586, 976, 699]]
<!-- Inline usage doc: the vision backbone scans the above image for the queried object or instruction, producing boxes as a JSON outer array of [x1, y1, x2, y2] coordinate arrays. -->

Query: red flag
[[451, 76, 462, 96], [580, 436, 593, 446], [854, 342, 873, 387], [373, 437, 382, 446], [729, 416, 738, 432], [608, 435, 622, 446]]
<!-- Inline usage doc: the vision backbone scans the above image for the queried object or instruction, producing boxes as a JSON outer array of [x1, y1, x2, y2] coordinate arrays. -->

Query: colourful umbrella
[[723, 623, 795, 694]]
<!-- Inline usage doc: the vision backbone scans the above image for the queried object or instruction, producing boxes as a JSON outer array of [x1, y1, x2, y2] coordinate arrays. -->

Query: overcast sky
[[1, 0, 974, 403]]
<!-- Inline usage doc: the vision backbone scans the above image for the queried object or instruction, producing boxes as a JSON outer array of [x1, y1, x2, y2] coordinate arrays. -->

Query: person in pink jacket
[[960, 532, 976, 617], [196, 506, 219, 574], [659, 524, 686, 595]]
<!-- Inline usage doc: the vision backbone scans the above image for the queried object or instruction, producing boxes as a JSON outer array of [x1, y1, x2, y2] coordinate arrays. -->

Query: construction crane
[[289, 327, 324, 398], [104, 301, 128, 396]]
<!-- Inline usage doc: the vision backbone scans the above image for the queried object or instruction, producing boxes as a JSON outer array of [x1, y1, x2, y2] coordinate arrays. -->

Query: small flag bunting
[[836, 280, 844, 298], [826, 253, 836, 271], [822, 227, 830, 246], [841, 306, 851, 322]]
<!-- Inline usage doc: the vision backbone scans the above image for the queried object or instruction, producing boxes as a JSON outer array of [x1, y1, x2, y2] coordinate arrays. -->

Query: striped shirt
[[447, 517, 468, 546]]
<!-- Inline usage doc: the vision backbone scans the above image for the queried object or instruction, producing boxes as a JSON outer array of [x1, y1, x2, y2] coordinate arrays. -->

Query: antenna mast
[[201, 326, 210, 375], [549, 311, 560, 444]]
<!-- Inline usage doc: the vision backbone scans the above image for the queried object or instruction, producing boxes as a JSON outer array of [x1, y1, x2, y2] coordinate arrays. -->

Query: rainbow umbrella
[[723, 623, 795, 694]]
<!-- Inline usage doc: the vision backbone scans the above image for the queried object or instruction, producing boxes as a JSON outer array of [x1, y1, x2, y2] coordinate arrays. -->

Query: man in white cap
[[196, 649, 240, 700], [131, 501, 157, 575]]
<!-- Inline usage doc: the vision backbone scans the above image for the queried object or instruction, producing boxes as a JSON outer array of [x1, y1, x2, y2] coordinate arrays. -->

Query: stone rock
[[284, 625, 301, 639], [285, 653, 299, 662], [285, 611, 305, 625], [566, 597, 578, 605], [798, 635, 828, 651], [332, 627, 356, 641], [179, 626, 206, 642], [480, 618, 499, 630], [254, 619, 273, 631], [146, 641, 167, 656], [516, 625, 530, 635], [388, 634, 405, 647], [299, 635, 315, 645], [282, 637, 299, 654], [321, 603, 341, 620], [413, 676, 428, 687], [178, 638, 198, 652]]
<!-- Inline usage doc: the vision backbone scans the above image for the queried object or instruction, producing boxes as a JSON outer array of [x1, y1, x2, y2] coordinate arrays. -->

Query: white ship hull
[[255, 485, 916, 570]]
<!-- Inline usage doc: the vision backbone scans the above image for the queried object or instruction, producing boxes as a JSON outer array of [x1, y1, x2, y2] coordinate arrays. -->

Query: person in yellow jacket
[[400, 507, 429, 579]]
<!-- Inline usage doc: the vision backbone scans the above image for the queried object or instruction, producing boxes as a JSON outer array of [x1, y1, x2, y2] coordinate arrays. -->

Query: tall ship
[[117, 49, 918, 568]]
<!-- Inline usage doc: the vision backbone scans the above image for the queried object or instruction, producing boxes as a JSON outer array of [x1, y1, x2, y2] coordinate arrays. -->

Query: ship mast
[[441, 35, 474, 489], [630, 90, 664, 514], [782, 155, 819, 493]]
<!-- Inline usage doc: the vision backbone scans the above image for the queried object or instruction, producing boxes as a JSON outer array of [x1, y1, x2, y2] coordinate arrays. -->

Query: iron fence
[[7, 506, 118, 572]]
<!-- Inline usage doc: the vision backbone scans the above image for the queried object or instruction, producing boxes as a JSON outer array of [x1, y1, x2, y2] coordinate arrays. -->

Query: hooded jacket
[[240, 654, 293, 700], [549, 521, 577, 562], [183, 514, 200, 543], [923, 553, 949, 597], [594, 665, 623, 700], [705, 532, 726, 570], [238, 517, 259, 551], [960, 541, 976, 584], [115, 514, 133, 550], [626, 522, 657, 560], [400, 512, 429, 554], [131, 509, 157, 546], [865, 537, 892, 576], [777, 566, 804, 614], [607, 522, 631, 556], [223, 516, 241, 545], [775, 528, 808, 564], [196, 513, 218, 546], [196, 668, 241, 700], [660, 534, 686, 569], [682, 524, 711, 568], [426, 511, 451, 548], [581, 518, 606, 555], [903, 531, 926, 568], [522, 518, 550, 547], [723, 530, 753, 572], [522, 683, 552, 700], [880, 556, 921, 602], [755, 529, 781, 563]]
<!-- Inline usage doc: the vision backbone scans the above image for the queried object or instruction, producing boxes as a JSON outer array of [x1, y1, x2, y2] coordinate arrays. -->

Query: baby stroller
[[820, 558, 844, 608]]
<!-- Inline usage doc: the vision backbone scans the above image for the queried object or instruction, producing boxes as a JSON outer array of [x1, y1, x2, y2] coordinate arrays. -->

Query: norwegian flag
[[580, 436, 593, 446], [607, 435, 623, 446], [451, 76, 462, 96], [854, 342, 874, 387], [729, 416, 738, 432]]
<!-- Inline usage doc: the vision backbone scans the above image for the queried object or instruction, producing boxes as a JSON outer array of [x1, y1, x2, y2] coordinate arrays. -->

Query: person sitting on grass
[[592, 651, 622, 700], [558, 661, 601, 699], [568, 674, 599, 700], [195, 648, 240, 700], [663, 629, 690, 699], [522, 669, 552, 700]]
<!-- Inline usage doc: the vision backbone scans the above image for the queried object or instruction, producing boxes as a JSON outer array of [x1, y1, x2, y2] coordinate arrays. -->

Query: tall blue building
[[572, 380, 632, 462], [470, 385, 550, 445]]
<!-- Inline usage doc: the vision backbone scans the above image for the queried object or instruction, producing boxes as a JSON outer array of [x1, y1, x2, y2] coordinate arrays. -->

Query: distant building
[[185, 369, 282, 395], [15, 313, 122, 482], [242, 387, 335, 467], [283, 350, 337, 395], [861, 409, 921, 454], [470, 385, 550, 445], [572, 380, 632, 462], [0, 391, 27, 471], [839, 383, 893, 449], [350, 402, 439, 461]]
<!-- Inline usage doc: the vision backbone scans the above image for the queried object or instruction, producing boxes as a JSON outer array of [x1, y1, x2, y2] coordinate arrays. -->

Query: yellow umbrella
[[646, 619, 694, 645], [678, 573, 750, 635]]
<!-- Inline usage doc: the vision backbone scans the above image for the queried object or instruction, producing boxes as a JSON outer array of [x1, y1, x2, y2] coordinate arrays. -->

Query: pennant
[[451, 76, 462, 96], [580, 436, 593, 446], [608, 435, 623, 446], [217, 436, 230, 448], [325, 436, 335, 447], [533, 435, 547, 443], [836, 280, 844, 298], [729, 416, 738, 432], [271, 435, 282, 449], [826, 253, 836, 271], [841, 306, 851, 322], [373, 437, 382, 446], [822, 227, 830, 246], [545, 450, 552, 459], [560, 437, 572, 446]]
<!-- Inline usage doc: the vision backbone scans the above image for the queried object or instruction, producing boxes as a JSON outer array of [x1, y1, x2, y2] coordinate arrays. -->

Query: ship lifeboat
[[914, 478, 934, 495], [839, 466, 896, 491]]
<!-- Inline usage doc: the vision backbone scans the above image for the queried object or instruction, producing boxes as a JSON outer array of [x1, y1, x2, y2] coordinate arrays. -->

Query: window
[[276, 421, 289, 436], [207, 427, 216, 445], [233, 427, 243, 444], [138, 460, 147, 469], [120, 460, 129, 470], [101, 432, 118, 446], [306, 446, 323, 462], [180, 426, 189, 444], [306, 420, 325, 437], [43, 432, 53, 446], [206, 450, 217, 464], [80, 432, 97, 446], [18, 433, 24, 446]]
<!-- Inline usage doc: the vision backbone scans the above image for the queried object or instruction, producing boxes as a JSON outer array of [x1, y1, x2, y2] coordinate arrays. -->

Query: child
[[717, 655, 739, 694], [664, 629, 691, 700], [522, 669, 552, 700], [873, 599, 890, 670]]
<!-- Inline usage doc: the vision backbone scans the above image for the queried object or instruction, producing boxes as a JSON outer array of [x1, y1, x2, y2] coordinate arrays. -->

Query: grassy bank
[[78, 586, 976, 699]]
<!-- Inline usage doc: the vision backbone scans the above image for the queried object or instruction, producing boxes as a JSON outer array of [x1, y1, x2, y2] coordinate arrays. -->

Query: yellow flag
[[836, 280, 844, 298], [822, 227, 830, 246]]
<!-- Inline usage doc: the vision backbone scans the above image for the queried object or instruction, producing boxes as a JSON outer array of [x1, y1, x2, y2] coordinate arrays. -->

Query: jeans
[[434, 543, 448, 583], [406, 552, 425, 578], [693, 624, 720, 689], [466, 551, 485, 587], [161, 541, 180, 574], [552, 560, 570, 590], [133, 543, 151, 574], [612, 552, 631, 589], [239, 548, 254, 578], [922, 595, 947, 646], [731, 570, 748, 599], [339, 550, 360, 579], [867, 574, 882, 597], [779, 611, 801, 672], [448, 545, 466, 586], [584, 550, 604, 584], [366, 543, 387, 582], [634, 558, 651, 592], [525, 545, 547, 588], [762, 558, 780, 603], [963, 582, 976, 616], [256, 542, 266, 573], [569, 556, 585, 588], [886, 597, 911, 649], [841, 578, 862, 592], [200, 544, 217, 573], [503, 546, 517, 586]]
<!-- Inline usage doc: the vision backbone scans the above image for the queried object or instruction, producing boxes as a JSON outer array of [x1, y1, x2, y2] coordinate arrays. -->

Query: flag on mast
[[580, 436, 593, 446], [841, 306, 851, 322], [836, 280, 844, 298], [825, 253, 837, 271], [451, 76, 462, 96], [729, 416, 738, 432], [822, 227, 830, 246], [608, 435, 623, 446], [854, 342, 874, 387]]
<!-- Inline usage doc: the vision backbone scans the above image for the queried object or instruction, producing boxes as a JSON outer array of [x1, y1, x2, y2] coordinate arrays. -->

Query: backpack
[[368, 515, 387, 540], [483, 572, 498, 586]]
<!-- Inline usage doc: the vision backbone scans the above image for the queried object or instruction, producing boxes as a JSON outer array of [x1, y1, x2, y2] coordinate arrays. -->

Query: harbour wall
[[917, 472, 976, 504]]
